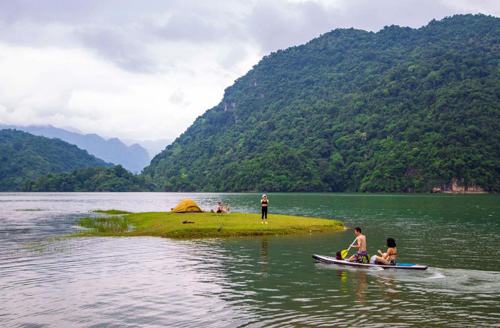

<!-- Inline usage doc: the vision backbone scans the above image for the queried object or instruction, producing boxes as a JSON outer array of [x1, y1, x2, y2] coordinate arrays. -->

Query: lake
[[1, 192, 499, 327]]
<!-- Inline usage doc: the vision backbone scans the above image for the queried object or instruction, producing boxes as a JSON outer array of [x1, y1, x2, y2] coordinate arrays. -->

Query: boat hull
[[313, 254, 428, 270]]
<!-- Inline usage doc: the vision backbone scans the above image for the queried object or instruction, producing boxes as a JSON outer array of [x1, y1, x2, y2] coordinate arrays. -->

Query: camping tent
[[171, 199, 203, 213]]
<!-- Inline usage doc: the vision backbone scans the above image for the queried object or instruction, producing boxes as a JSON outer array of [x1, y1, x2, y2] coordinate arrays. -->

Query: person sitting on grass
[[374, 238, 397, 265], [215, 202, 230, 213], [347, 227, 368, 263]]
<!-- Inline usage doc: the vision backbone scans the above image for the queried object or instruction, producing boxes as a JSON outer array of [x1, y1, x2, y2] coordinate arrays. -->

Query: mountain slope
[[0, 125, 150, 173], [145, 14, 500, 192], [0, 129, 111, 191]]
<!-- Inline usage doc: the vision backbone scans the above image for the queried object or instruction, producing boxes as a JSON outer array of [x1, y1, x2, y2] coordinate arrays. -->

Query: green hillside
[[0, 129, 111, 191], [147, 14, 500, 192], [25, 166, 155, 192]]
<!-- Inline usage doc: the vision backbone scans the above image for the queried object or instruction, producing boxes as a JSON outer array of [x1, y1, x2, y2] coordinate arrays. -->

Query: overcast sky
[[0, 0, 498, 142]]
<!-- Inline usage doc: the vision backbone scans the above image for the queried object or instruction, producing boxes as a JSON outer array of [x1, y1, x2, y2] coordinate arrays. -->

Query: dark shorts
[[354, 251, 368, 262]]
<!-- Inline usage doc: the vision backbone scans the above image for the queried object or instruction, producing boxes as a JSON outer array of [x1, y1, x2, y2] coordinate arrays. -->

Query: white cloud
[[0, 43, 244, 140]]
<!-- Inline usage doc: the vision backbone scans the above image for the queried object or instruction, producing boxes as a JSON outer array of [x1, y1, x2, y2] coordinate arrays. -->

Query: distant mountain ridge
[[0, 129, 111, 191], [145, 14, 500, 192], [128, 138, 172, 159], [0, 125, 150, 173]]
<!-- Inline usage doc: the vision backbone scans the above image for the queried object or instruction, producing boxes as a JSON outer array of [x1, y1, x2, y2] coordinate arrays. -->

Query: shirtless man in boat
[[347, 227, 368, 263]]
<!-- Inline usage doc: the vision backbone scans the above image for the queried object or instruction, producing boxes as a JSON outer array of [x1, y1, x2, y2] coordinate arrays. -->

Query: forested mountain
[[25, 166, 155, 192], [0, 125, 150, 173], [0, 129, 111, 191], [145, 15, 500, 192]]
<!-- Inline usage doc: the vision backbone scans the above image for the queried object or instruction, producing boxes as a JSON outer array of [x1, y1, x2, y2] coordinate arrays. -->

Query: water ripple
[[1, 193, 500, 327]]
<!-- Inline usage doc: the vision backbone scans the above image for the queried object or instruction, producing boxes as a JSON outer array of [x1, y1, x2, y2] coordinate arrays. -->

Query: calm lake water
[[1, 192, 499, 327]]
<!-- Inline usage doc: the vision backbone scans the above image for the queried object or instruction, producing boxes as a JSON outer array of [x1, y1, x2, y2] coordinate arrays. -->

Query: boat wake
[[316, 260, 500, 295], [371, 266, 500, 295]]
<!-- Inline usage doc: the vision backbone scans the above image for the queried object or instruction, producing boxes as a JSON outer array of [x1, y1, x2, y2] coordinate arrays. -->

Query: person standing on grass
[[261, 194, 269, 224]]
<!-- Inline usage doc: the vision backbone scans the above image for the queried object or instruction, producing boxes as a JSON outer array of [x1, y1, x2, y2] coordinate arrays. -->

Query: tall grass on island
[[78, 216, 131, 233], [76, 211, 344, 239]]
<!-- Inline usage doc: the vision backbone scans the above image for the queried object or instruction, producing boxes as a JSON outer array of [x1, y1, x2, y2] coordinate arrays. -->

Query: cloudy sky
[[0, 0, 498, 143]]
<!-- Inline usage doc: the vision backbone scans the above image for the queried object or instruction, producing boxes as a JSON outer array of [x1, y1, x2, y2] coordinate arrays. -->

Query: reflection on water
[[355, 270, 368, 304], [1, 192, 500, 327], [259, 238, 269, 277]]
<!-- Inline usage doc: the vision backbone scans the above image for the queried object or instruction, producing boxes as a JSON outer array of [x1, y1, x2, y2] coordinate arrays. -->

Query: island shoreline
[[74, 210, 345, 239]]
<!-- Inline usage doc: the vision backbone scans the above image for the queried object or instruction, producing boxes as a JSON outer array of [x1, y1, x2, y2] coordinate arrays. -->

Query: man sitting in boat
[[373, 238, 397, 265], [347, 227, 369, 263]]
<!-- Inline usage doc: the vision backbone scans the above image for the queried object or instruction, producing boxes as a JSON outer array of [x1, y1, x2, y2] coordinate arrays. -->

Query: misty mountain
[[0, 125, 150, 173], [125, 138, 171, 159], [0, 129, 111, 191]]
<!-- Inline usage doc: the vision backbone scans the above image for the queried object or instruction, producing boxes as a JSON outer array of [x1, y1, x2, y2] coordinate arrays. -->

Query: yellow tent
[[171, 199, 203, 213]]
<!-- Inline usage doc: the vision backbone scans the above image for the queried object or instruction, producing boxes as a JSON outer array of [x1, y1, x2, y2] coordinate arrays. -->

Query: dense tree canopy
[[0, 124, 151, 173], [145, 15, 500, 192], [25, 166, 155, 192], [0, 129, 111, 191]]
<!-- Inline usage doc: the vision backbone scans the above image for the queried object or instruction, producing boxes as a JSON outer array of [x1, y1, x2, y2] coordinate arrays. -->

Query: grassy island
[[76, 210, 344, 239]]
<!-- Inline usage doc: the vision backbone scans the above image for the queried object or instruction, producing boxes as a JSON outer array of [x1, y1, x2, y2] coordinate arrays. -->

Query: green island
[[76, 210, 344, 239]]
